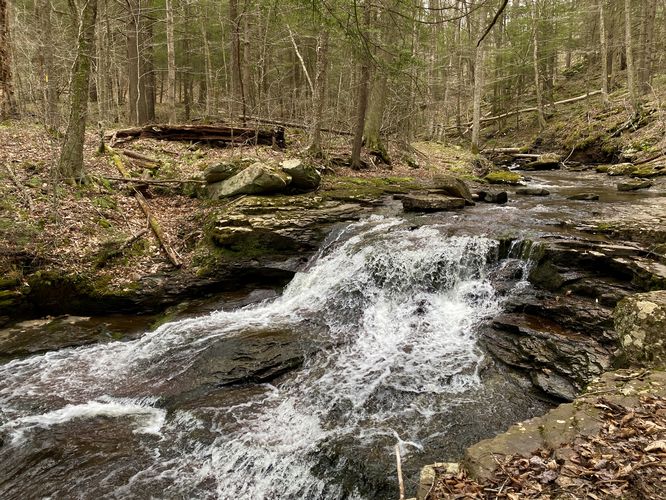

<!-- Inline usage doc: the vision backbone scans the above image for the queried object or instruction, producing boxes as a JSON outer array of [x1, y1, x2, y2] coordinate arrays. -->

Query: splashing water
[[0, 216, 536, 499]]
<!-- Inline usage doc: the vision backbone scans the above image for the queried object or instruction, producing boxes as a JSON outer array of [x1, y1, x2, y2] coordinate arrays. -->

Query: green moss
[[92, 196, 117, 210], [630, 166, 666, 178], [97, 217, 113, 229], [485, 171, 523, 185], [321, 176, 422, 202]]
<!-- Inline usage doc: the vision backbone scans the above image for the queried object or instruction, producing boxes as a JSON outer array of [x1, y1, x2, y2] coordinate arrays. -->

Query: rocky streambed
[[0, 166, 665, 498]]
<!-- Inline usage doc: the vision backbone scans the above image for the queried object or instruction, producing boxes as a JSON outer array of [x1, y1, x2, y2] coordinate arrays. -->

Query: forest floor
[[0, 121, 487, 298]]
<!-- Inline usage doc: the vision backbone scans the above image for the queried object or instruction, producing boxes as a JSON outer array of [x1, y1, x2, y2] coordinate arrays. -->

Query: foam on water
[[1, 396, 166, 444], [0, 216, 510, 498]]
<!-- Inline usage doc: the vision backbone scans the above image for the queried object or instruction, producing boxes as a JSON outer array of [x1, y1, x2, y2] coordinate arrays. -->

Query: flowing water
[[0, 216, 554, 499]]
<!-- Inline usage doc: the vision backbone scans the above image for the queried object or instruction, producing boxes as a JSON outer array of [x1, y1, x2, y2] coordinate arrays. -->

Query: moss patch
[[485, 171, 523, 185]]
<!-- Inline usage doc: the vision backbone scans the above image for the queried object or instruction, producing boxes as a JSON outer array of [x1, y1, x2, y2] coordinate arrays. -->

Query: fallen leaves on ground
[[430, 396, 666, 499]]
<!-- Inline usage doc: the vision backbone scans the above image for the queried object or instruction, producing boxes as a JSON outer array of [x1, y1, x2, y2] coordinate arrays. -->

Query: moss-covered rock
[[629, 163, 666, 178], [615, 290, 666, 368], [484, 171, 523, 185]]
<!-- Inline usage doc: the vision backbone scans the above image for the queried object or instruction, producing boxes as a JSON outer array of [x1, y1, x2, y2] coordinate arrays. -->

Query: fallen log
[[108, 124, 286, 148], [102, 176, 205, 185], [483, 147, 523, 154], [445, 90, 603, 131], [105, 145, 183, 268], [241, 115, 354, 136], [121, 149, 161, 166]]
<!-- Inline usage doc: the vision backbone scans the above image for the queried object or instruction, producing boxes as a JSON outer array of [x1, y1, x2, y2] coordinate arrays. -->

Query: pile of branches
[[430, 396, 666, 499]]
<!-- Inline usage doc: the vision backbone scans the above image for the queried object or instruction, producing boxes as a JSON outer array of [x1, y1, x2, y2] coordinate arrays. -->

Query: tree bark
[[165, 0, 177, 123], [229, 0, 246, 120], [37, 0, 58, 130], [307, 29, 329, 157], [57, 0, 98, 182], [351, 1, 371, 170], [127, 0, 154, 125], [0, 0, 17, 119], [471, 20, 485, 152], [532, 0, 547, 130], [599, 0, 609, 106], [624, 0, 638, 113]]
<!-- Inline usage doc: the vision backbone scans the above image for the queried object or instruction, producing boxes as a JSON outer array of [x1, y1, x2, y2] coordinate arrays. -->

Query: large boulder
[[615, 290, 666, 368], [521, 153, 561, 171], [617, 180, 653, 191], [208, 162, 291, 199], [279, 159, 321, 191], [402, 194, 465, 212], [431, 174, 474, 205], [606, 163, 637, 176], [203, 162, 240, 184], [485, 171, 523, 185]]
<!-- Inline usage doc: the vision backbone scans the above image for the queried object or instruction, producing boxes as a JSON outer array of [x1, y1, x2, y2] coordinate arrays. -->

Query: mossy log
[[105, 145, 183, 268]]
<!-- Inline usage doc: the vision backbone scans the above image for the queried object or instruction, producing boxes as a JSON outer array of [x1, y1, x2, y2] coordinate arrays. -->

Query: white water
[[0, 216, 514, 498]]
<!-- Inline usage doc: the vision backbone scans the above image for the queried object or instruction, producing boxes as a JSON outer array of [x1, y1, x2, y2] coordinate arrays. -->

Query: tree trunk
[[532, 0, 547, 130], [0, 0, 17, 119], [127, 0, 154, 125], [229, 0, 246, 120], [471, 37, 485, 152], [57, 0, 98, 182], [599, 0, 609, 106], [38, 0, 58, 130], [624, 0, 638, 113], [307, 29, 329, 157], [165, 0, 177, 123], [351, 1, 371, 170], [637, 0, 657, 95]]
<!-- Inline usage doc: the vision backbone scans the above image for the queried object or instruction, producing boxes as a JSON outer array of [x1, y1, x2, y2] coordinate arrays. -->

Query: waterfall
[[0, 216, 534, 499]]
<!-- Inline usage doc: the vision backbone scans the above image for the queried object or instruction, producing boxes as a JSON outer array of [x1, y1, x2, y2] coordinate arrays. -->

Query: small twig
[[395, 444, 405, 500]]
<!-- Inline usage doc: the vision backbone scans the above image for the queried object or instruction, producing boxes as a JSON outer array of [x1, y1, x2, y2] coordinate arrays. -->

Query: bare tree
[[532, 0, 547, 130], [308, 29, 330, 157], [57, 0, 98, 182], [0, 0, 17, 119], [599, 0, 609, 107], [624, 0, 638, 113], [165, 0, 176, 123]]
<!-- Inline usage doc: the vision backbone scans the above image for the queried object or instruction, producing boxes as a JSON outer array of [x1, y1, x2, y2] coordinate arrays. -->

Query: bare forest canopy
[[0, 0, 664, 177]]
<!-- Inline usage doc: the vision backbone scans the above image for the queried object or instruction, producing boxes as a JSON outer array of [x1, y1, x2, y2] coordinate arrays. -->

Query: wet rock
[[431, 174, 474, 205], [617, 180, 653, 191], [481, 313, 611, 401], [203, 162, 240, 184], [280, 159, 321, 191], [0, 315, 150, 360], [516, 187, 550, 196], [567, 193, 599, 201], [615, 290, 666, 368], [163, 328, 315, 401], [475, 190, 508, 204], [208, 162, 292, 199], [401, 194, 466, 212], [521, 154, 561, 171]]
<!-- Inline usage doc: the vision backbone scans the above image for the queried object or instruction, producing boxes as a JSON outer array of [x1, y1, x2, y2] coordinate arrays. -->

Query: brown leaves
[[430, 396, 666, 499]]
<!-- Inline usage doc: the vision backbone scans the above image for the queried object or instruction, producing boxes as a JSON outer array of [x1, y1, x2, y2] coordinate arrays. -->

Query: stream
[[0, 170, 664, 499]]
